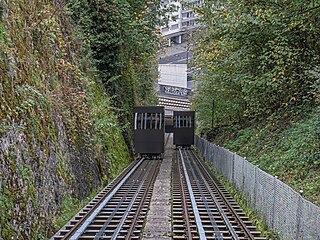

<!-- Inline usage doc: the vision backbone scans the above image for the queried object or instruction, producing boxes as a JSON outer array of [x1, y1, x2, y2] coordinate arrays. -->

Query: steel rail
[[190, 149, 256, 240], [182, 149, 224, 240], [93, 160, 152, 239], [175, 150, 193, 239], [184, 149, 237, 240], [52, 158, 145, 240], [111, 171, 149, 239], [179, 148, 206, 240], [66, 158, 145, 240], [125, 160, 161, 240]]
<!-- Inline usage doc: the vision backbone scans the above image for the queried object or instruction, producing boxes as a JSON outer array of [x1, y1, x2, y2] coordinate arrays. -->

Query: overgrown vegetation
[[224, 110, 320, 205], [0, 0, 166, 238], [51, 190, 99, 231], [193, 0, 319, 130], [192, 0, 320, 205], [66, 0, 169, 150]]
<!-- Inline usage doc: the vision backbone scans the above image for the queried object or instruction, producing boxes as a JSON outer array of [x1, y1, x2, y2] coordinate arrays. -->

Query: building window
[[182, 21, 189, 27], [171, 24, 179, 30]]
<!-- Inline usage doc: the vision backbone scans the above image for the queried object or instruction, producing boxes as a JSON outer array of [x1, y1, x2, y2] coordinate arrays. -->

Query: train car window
[[154, 113, 163, 130], [134, 113, 138, 130], [173, 115, 194, 128], [159, 113, 163, 129], [145, 113, 151, 129], [151, 113, 157, 129], [141, 114, 144, 129], [143, 113, 146, 129], [135, 113, 143, 130], [135, 112, 164, 130], [155, 113, 158, 129], [174, 116, 179, 128], [180, 116, 185, 128]]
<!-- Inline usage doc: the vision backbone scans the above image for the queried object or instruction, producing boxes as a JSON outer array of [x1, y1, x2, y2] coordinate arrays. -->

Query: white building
[[161, 0, 203, 45], [158, 64, 188, 88]]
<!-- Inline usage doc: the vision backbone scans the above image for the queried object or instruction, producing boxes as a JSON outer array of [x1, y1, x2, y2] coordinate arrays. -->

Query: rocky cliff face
[[0, 0, 130, 238], [0, 117, 100, 238]]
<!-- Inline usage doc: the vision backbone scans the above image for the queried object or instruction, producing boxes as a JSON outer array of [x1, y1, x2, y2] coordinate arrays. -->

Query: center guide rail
[[173, 147, 265, 240], [51, 157, 145, 240]]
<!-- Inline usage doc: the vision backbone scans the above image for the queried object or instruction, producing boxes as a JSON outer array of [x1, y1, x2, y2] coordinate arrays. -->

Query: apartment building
[[161, 0, 203, 45]]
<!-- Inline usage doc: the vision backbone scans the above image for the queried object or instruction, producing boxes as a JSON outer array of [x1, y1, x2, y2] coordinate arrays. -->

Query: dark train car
[[134, 106, 165, 158], [164, 114, 173, 133], [173, 110, 195, 147]]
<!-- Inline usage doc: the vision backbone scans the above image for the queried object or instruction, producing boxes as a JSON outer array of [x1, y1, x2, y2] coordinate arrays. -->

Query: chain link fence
[[195, 136, 320, 240]]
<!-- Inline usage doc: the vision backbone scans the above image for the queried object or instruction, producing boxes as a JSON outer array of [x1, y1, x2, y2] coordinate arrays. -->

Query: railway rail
[[53, 138, 266, 240], [51, 158, 161, 240], [172, 148, 266, 240]]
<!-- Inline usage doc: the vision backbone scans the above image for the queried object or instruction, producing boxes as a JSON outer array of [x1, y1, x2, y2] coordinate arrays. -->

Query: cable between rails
[[182, 149, 224, 240], [179, 148, 206, 240], [67, 158, 145, 240], [190, 149, 256, 240], [175, 150, 192, 239], [93, 160, 153, 239]]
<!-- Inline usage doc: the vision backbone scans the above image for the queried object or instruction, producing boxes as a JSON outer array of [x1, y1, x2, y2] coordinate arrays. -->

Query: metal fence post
[[230, 153, 234, 183], [295, 193, 303, 239], [253, 166, 258, 209], [241, 157, 245, 193], [271, 176, 276, 228]]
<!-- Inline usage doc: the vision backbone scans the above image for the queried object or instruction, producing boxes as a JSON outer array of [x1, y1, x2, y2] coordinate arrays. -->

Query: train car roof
[[173, 110, 195, 116], [134, 106, 165, 113]]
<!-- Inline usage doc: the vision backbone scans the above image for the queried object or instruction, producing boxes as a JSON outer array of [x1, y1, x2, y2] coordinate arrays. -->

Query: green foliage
[[0, 0, 135, 238], [193, 0, 320, 132], [87, 79, 131, 182], [66, 0, 161, 151], [51, 190, 99, 231], [192, 1, 319, 206], [0, 0, 170, 238], [224, 110, 320, 205]]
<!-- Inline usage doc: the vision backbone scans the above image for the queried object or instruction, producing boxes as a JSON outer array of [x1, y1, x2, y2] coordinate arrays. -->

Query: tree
[[193, 0, 320, 134]]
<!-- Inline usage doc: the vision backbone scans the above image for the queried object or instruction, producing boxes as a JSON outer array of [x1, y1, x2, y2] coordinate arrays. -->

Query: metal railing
[[195, 136, 320, 240]]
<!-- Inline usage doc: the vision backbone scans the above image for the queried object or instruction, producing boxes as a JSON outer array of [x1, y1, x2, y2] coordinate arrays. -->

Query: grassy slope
[[223, 109, 320, 206]]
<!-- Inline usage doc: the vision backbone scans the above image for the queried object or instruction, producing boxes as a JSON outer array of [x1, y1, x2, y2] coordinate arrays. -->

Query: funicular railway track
[[53, 132, 266, 240], [172, 148, 266, 240], [52, 158, 161, 240]]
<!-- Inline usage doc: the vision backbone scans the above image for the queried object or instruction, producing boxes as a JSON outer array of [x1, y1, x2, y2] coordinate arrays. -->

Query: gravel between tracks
[[143, 134, 173, 239]]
